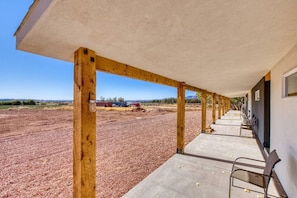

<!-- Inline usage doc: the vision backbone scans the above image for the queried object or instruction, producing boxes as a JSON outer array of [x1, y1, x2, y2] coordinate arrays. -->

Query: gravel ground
[[0, 108, 212, 198]]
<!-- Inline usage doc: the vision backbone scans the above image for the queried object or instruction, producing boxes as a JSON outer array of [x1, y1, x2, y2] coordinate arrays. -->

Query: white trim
[[282, 66, 297, 98], [255, 90, 260, 101]]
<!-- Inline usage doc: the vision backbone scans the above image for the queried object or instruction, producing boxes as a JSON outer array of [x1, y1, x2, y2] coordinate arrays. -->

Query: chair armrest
[[233, 157, 265, 163], [232, 157, 265, 171], [230, 167, 264, 177]]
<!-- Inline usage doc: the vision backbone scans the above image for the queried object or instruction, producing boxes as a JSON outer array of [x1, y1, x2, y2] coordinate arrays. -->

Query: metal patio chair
[[240, 114, 256, 135], [229, 150, 281, 198]]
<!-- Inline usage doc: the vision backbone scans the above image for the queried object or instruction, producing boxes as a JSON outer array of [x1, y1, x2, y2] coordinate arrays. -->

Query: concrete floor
[[123, 111, 281, 198]]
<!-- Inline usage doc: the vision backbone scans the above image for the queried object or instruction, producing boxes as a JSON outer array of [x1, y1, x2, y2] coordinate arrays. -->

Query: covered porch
[[14, 0, 297, 197], [123, 111, 281, 198]]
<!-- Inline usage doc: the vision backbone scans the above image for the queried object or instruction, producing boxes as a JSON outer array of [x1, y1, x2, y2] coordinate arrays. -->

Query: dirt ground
[[0, 107, 212, 198]]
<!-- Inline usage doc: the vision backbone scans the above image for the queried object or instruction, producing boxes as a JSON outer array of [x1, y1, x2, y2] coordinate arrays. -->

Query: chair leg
[[229, 176, 232, 198], [264, 188, 268, 198]]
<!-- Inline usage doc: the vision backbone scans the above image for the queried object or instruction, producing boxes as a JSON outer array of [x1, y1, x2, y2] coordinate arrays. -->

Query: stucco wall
[[252, 78, 265, 145], [247, 90, 252, 116], [271, 43, 297, 197]]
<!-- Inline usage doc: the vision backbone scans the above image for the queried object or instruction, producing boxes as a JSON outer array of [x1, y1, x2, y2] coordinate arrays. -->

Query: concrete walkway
[[123, 111, 280, 198]]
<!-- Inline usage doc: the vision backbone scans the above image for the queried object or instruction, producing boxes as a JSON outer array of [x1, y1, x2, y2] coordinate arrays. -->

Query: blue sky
[[0, 1, 195, 100]]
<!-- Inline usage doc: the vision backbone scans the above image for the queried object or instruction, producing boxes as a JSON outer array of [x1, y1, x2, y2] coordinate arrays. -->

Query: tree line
[[0, 100, 36, 106], [151, 97, 200, 104], [99, 96, 125, 102], [99, 94, 244, 107], [98, 96, 200, 104]]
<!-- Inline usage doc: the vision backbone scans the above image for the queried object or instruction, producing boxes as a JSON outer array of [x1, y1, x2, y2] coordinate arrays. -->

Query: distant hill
[[186, 95, 198, 100], [0, 99, 73, 103], [1, 97, 198, 103], [0, 99, 15, 101]]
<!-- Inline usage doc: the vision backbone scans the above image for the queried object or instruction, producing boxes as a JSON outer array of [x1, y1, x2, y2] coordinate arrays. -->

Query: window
[[255, 90, 260, 101], [282, 67, 297, 97]]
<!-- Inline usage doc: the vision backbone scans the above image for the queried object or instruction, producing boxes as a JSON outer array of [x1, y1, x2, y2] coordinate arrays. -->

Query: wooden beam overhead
[[96, 55, 179, 87], [265, 71, 271, 81], [73, 48, 96, 198], [96, 55, 215, 96], [185, 84, 214, 95], [184, 84, 203, 93]]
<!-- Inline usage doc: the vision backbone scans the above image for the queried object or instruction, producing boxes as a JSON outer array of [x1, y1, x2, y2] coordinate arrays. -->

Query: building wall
[[264, 80, 271, 148], [271, 43, 297, 197], [247, 90, 252, 117], [251, 77, 271, 148], [252, 77, 265, 145]]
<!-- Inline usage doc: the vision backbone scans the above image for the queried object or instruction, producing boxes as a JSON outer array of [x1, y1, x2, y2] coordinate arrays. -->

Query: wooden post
[[177, 82, 185, 153], [223, 97, 225, 113], [225, 98, 227, 113], [222, 97, 225, 115], [212, 93, 216, 124], [201, 91, 207, 133], [225, 98, 228, 113], [218, 95, 221, 119], [73, 48, 96, 198]]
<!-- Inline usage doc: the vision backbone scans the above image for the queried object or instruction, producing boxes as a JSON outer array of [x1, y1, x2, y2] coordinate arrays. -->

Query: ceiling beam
[[96, 55, 179, 87], [184, 84, 203, 93], [95, 55, 228, 98]]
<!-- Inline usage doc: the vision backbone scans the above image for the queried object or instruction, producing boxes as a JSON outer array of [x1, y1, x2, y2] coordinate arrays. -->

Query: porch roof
[[15, 0, 297, 97]]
